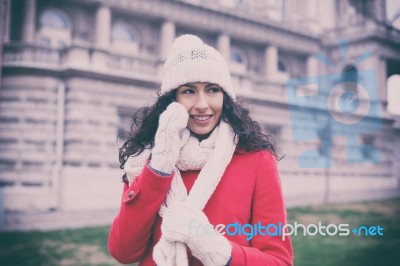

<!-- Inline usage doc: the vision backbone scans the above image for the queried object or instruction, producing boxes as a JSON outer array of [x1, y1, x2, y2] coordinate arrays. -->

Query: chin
[[191, 129, 211, 135]]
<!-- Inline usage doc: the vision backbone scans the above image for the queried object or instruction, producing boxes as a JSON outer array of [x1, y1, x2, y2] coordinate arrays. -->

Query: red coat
[[108, 149, 293, 265]]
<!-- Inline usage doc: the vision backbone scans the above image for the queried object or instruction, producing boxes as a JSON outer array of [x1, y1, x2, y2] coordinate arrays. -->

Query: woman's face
[[176, 82, 224, 138]]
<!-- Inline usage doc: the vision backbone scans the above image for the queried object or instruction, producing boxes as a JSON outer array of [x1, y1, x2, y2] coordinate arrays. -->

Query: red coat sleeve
[[108, 164, 173, 264], [230, 151, 294, 266]]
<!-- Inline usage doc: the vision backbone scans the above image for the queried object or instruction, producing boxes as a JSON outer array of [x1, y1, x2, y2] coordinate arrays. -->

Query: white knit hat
[[161, 34, 236, 100]]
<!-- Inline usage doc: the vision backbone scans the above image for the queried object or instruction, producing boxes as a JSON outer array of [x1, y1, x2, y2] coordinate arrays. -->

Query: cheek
[[212, 97, 224, 116], [175, 98, 192, 112]]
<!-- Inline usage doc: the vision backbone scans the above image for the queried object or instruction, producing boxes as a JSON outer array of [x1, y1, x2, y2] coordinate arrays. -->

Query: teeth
[[193, 116, 210, 121]]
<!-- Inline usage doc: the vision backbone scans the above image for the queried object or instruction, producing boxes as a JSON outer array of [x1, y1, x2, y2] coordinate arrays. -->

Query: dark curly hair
[[119, 90, 280, 173]]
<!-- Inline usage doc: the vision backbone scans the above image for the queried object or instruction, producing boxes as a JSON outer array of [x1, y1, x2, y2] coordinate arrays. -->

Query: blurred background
[[0, 0, 399, 264]]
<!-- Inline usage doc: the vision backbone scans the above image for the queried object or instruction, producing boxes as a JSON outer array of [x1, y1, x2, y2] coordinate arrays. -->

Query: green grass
[[0, 227, 117, 266], [0, 197, 399, 266], [289, 197, 400, 266]]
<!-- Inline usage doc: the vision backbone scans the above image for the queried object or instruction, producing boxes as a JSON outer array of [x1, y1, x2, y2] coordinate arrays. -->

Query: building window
[[111, 22, 140, 54], [38, 8, 72, 48], [341, 64, 358, 93], [342, 64, 357, 80], [111, 23, 139, 43], [361, 134, 378, 161], [39, 8, 70, 29]]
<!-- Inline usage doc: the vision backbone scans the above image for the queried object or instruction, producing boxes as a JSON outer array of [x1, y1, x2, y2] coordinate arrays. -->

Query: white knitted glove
[[161, 203, 232, 266], [150, 102, 190, 174]]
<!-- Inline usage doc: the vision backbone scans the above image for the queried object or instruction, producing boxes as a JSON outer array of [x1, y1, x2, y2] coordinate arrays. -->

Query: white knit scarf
[[124, 121, 237, 266]]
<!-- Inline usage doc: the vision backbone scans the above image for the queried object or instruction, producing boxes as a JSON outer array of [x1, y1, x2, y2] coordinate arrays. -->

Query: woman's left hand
[[150, 102, 190, 174]]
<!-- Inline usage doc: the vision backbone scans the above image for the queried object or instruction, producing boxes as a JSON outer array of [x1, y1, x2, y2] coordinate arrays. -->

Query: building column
[[306, 0, 318, 18], [264, 45, 289, 83], [22, 0, 35, 43], [160, 21, 175, 60], [364, 55, 388, 110], [264, 45, 278, 78], [307, 55, 318, 77], [303, 0, 320, 32], [95, 5, 111, 49], [217, 34, 230, 62]]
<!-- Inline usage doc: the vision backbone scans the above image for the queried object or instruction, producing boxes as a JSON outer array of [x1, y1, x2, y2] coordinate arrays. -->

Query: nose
[[194, 92, 209, 112]]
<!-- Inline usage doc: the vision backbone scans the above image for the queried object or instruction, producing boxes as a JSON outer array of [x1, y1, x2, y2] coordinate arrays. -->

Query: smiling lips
[[191, 114, 212, 123]]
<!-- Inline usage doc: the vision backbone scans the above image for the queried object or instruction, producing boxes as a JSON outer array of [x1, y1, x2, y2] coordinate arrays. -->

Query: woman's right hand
[[149, 102, 190, 174]]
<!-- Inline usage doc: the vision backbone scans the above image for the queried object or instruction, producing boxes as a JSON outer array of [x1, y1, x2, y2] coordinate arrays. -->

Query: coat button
[[128, 190, 134, 198]]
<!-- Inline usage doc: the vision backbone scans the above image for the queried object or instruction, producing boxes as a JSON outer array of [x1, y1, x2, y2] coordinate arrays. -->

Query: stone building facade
[[0, 0, 399, 230]]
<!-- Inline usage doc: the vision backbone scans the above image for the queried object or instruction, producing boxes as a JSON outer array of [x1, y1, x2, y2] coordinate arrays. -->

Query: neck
[[191, 132, 212, 141]]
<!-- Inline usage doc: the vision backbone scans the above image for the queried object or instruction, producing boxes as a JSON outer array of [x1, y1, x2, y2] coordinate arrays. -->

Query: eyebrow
[[182, 83, 220, 88]]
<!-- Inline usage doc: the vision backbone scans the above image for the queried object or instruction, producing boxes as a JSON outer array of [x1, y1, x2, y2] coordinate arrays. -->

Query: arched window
[[111, 23, 139, 43], [111, 22, 140, 54], [40, 9, 71, 29], [341, 64, 358, 93], [38, 8, 72, 48], [342, 64, 357, 81]]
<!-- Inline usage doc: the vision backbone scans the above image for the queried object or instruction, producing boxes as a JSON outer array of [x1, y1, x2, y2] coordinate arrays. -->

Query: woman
[[108, 34, 293, 266]]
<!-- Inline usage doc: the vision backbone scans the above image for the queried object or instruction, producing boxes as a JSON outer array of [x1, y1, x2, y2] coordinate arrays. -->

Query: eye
[[208, 87, 222, 93], [181, 88, 195, 94]]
